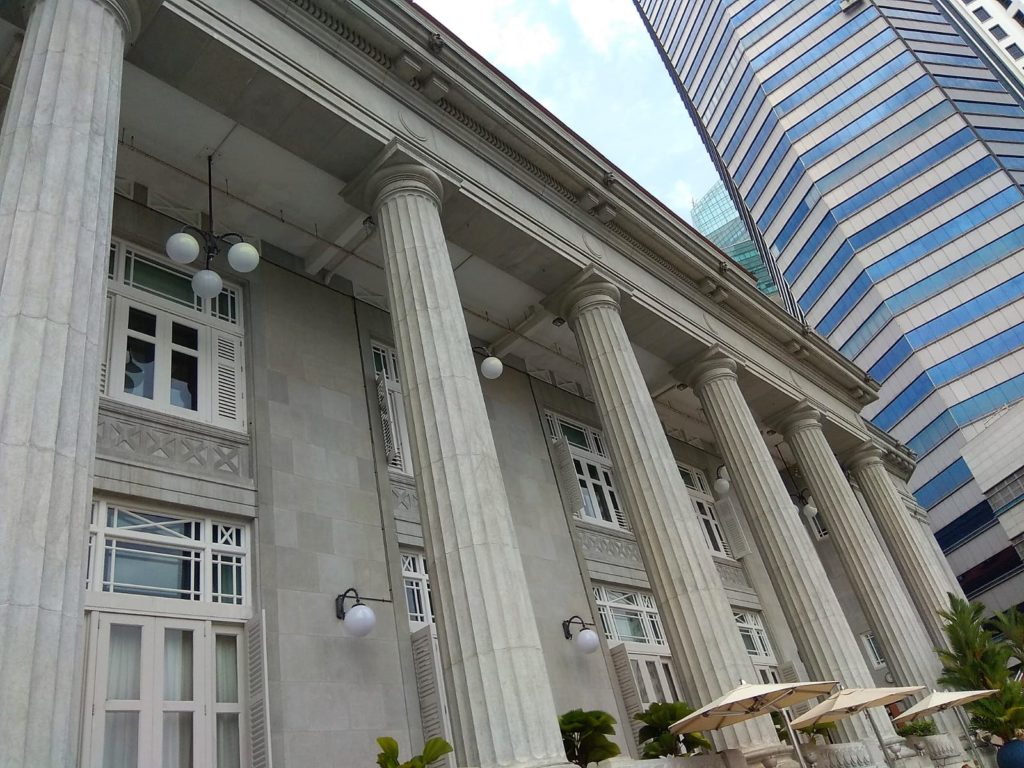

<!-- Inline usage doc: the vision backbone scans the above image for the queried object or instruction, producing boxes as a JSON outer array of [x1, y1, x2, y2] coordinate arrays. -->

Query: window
[[861, 630, 887, 668], [992, 24, 1008, 40], [810, 511, 830, 540], [401, 551, 435, 627], [975, 7, 992, 21], [594, 586, 666, 646], [104, 240, 245, 432], [373, 342, 413, 475], [86, 500, 249, 608], [82, 614, 246, 768], [546, 414, 629, 530], [629, 652, 682, 708], [1009, 43, 1024, 60], [680, 464, 732, 557], [734, 610, 780, 683]]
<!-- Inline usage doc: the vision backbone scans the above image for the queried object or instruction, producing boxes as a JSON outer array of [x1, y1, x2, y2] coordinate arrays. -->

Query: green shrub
[[896, 719, 937, 738], [559, 709, 622, 767], [633, 701, 711, 758], [374, 736, 453, 768]]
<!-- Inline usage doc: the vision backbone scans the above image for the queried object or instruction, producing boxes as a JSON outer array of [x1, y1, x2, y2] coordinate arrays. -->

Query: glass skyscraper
[[637, 0, 1024, 609]]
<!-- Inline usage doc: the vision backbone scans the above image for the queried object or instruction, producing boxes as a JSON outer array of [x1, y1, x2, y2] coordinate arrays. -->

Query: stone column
[[848, 443, 965, 648], [368, 164, 569, 768], [0, 0, 139, 765], [776, 406, 944, 704], [683, 349, 892, 748], [561, 282, 781, 757]]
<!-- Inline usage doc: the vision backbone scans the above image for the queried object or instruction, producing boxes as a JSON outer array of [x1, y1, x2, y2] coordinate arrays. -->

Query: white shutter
[[246, 610, 273, 768], [212, 330, 245, 431], [549, 437, 585, 518], [410, 626, 454, 767], [717, 499, 751, 559], [376, 374, 399, 468], [609, 643, 644, 746], [778, 660, 813, 715], [99, 294, 114, 394]]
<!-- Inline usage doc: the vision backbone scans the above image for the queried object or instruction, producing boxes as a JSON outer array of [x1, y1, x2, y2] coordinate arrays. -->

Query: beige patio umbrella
[[790, 686, 925, 768], [671, 680, 838, 768], [891, 689, 997, 725]]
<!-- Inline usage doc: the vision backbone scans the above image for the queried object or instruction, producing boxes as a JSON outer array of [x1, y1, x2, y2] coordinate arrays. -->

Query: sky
[[411, 0, 720, 222]]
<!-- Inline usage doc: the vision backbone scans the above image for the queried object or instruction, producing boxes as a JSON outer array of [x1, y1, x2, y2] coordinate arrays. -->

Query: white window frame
[[680, 463, 733, 558], [734, 609, 780, 682], [401, 550, 435, 629], [103, 239, 246, 432], [861, 630, 887, 668], [80, 612, 248, 768], [372, 341, 413, 476], [85, 499, 251, 622], [810, 511, 830, 540], [594, 585, 667, 647], [629, 650, 682, 709], [545, 413, 630, 531]]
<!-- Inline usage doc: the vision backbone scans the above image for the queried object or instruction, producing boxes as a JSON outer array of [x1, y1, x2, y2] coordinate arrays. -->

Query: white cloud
[[665, 179, 697, 221], [565, 0, 644, 56], [413, 0, 563, 72]]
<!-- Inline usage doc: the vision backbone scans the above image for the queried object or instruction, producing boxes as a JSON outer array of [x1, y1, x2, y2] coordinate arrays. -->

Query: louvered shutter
[[549, 437, 585, 518], [717, 499, 751, 559], [246, 610, 273, 768], [609, 643, 644, 746], [99, 294, 113, 394], [778, 661, 813, 715], [410, 626, 454, 767], [212, 330, 245, 431], [376, 374, 398, 466]]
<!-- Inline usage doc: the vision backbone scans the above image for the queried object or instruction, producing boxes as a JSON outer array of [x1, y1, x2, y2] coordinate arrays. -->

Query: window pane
[[124, 337, 155, 400], [612, 610, 647, 642], [162, 712, 193, 768], [212, 554, 243, 605], [646, 660, 666, 702], [103, 711, 139, 768], [104, 541, 200, 600], [107, 624, 142, 700], [164, 629, 194, 701], [126, 256, 196, 310], [128, 307, 157, 337], [215, 635, 239, 703], [560, 423, 590, 450], [630, 659, 649, 703], [216, 714, 241, 768], [172, 323, 199, 350], [170, 351, 198, 411]]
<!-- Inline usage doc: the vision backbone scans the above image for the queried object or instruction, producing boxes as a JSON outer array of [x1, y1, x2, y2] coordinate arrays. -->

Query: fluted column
[[0, 0, 139, 765], [848, 443, 965, 648], [368, 164, 569, 768], [684, 349, 891, 749], [777, 407, 944, 711], [561, 283, 781, 758]]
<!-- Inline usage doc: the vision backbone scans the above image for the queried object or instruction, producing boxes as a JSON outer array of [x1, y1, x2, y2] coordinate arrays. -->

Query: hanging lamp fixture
[[775, 445, 818, 519], [165, 155, 260, 299]]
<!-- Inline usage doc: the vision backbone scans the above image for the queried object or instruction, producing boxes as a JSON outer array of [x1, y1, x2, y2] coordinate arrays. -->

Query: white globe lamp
[[343, 603, 376, 637], [166, 232, 201, 264], [227, 241, 260, 273], [480, 355, 503, 380], [574, 627, 600, 655], [714, 477, 731, 496], [801, 497, 818, 519], [192, 269, 223, 300]]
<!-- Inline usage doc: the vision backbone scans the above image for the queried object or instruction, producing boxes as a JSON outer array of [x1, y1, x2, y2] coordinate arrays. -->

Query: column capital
[[845, 441, 886, 472], [366, 162, 444, 213], [772, 401, 823, 438], [676, 345, 737, 391], [559, 280, 621, 326], [24, 0, 145, 41]]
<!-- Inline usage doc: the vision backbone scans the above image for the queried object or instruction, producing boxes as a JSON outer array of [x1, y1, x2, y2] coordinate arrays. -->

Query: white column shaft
[[0, 0, 133, 764], [780, 411, 942, 701], [565, 285, 779, 753], [849, 447, 965, 649], [370, 164, 567, 768], [686, 354, 887, 746]]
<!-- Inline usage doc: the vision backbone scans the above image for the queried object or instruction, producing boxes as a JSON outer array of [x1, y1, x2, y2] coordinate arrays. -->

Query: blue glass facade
[[637, 0, 1024, 607]]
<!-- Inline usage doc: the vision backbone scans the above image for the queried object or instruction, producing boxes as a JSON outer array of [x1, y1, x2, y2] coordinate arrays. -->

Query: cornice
[[244, 0, 879, 410]]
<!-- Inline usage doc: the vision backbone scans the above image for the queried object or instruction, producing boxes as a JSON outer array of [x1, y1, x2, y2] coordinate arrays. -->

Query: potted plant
[[634, 701, 711, 758], [559, 709, 622, 767], [938, 596, 1024, 768], [896, 718, 938, 753], [374, 736, 453, 768]]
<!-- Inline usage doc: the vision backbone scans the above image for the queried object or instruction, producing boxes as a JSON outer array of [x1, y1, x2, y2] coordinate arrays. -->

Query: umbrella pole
[[783, 710, 810, 768], [953, 705, 984, 768], [865, 711, 896, 768]]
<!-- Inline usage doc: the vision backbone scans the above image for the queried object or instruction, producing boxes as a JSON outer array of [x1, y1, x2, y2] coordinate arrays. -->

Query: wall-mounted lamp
[[335, 588, 390, 637], [473, 346, 504, 379], [713, 465, 731, 496], [562, 615, 600, 655]]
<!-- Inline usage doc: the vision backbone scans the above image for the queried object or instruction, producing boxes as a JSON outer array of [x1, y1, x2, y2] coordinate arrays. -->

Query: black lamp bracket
[[561, 615, 595, 640], [335, 587, 391, 620]]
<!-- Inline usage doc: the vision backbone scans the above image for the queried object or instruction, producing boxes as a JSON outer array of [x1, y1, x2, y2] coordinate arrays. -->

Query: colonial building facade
[[0, 1, 967, 767]]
